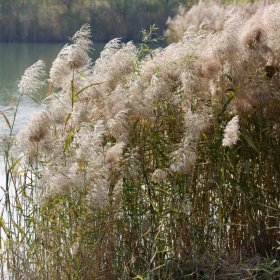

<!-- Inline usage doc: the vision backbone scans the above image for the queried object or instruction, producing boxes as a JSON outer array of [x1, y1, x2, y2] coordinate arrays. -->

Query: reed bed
[[165, 0, 274, 43], [0, 2, 280, 278]]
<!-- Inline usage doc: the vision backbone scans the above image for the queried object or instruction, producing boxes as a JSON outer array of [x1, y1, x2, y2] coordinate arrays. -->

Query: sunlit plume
[[222, 115, 240, 147], [18, 60, 46, 95], [50, 24, 92, 87]]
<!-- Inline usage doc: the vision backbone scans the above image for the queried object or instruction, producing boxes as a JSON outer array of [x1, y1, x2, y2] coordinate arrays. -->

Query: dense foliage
[[0, 0, 188, 42]]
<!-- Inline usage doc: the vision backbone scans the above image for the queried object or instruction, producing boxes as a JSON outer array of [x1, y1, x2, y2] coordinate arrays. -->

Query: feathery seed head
[[170, 139, 197, 174], [50, 24, 92, 87], [105, 142, 126, 168], [222, 115, 240, 147], [69, 24, 92, 68], [198, 58, 221, 79], [18, 60, 46, 95], [151, 169, 168, 183]]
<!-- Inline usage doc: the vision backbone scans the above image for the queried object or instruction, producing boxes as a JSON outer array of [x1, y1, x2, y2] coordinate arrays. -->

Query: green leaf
[[64, 129, 75, 152], [75, 81, 105, 98], [0, 111, 11, 130], [0, 215, 10, 238], [134, 275, 145, 280], [8, 156, 23, 173], [242, 133, 259, 153], [64, 113, 72, 128]]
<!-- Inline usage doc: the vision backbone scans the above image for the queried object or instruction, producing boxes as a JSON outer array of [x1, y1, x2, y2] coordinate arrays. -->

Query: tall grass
[[165, 0, 274, 43], [1, 3, 280, 278]]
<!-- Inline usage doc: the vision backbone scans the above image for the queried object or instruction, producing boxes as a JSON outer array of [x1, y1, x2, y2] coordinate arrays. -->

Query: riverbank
[[0, 0, 187, 43]]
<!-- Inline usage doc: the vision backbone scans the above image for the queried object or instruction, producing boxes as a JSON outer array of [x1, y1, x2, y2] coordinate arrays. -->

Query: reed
[[1, 2, 280, 278], [165, 0, 275, 43]]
